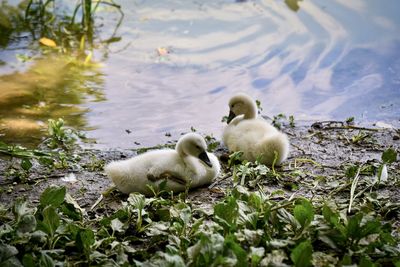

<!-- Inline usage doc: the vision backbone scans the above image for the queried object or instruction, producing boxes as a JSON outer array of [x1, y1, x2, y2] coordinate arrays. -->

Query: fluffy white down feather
[[223, 93, 289, 165], [104, 133, 220, 195]]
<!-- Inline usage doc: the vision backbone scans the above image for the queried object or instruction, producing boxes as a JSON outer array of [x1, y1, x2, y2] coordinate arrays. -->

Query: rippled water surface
[[1, 0, 400, 148]]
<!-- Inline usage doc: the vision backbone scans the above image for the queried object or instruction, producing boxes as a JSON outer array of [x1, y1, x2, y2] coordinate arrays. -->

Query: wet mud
[[0, 122, 399, 218]]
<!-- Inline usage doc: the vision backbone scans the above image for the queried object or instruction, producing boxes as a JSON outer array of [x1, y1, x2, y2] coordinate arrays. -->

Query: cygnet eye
[[195, 145, 201, 149]]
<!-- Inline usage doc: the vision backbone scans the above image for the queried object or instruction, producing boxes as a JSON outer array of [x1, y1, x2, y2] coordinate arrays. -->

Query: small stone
[[393, 135, 399, 140]]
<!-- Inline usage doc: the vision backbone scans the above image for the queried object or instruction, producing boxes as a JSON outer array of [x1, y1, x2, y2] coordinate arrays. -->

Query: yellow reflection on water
[[0, 55, 104, 147]]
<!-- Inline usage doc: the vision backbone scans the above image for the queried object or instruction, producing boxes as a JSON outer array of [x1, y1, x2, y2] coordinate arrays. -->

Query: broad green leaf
[[290, 240, 313, 267], [382, 148, 397, 164], [345, 165, 358, 178], [38, 156, 54, 166], [346, 213, 362, 240], [249, 247, 265, 267], [12, 199, 32, 222], [22, 253, 36, 267], [0, 244, 18, 263], [76, 228, 95, 254], [40, 186, 66, 208], [1, 257, 22, 267], [127, 193, 145, 210], [41, 206, 60, 237], [293, 199, 314, 229], [21, 158, 32, 171], [17, 215, 36, 233], [111, 218, 125, 233], [214, 196, 239, 229], [359, 257, 375, 267], [224, 235, 248, 267], [341, 254, 352, 265], [61, 193, 84, 221], [360, 219, 381, 239], [322, 205, 338, 226], [39, 252, 55, 267]]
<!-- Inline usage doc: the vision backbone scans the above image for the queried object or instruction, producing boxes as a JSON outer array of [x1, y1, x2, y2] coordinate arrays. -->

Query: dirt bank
[[1, 121, 399, 215]]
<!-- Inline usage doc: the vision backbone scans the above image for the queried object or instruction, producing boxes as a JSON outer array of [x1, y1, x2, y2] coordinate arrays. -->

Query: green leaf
[[21, 158, 32, 171], [39, 252, 54, 267], [382, 148, 397, 164], [293, 199, 314, 229], [127, 193, 145, 210], [76, 228, 95, 255], [17, 215, 37, 233], [0, 244, 18, 263], [214, 196, 239, 229], [41, 206, 60, 237], [345, 165, 358, 178], [111, 218, 125, 233], [224, 235, 248, 267], [249, 247, 264, 267], [12, 199, 32, 222], [38, 156, 54, 166], [346, 213, 362, 240], [290, 240, 313, 267], [40, 186, 66, 208], [22, 253, 36, 267], [359, 257, 376, 267], [341, 254, 352, 265], [360, 219, 381, 239], [61, 193, 84, 221]]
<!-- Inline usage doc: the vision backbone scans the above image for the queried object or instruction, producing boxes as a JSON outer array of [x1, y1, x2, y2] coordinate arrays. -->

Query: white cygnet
[[223, 93, 289, 166], [104, 133, 220, 196]]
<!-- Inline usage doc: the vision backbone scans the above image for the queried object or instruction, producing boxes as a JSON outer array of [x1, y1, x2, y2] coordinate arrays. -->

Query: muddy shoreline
[[1, 122, 399, 214]]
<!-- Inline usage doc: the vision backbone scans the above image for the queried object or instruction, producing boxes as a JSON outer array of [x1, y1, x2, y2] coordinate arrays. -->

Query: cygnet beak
[[198, 151, 212, 167], [227, 110, 236, 124]]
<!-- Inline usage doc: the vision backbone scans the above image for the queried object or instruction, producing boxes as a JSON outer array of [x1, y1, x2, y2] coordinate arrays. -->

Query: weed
[[289, 115, 295, 127], [272, 113, 286, 129]]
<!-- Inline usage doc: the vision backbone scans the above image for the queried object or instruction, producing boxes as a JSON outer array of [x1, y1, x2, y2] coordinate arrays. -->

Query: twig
[[323, 126, 379, 132], [294, 158, 322, 168], [208, 173, 231, 189], [291, 143, 305, 154], [91, 194, 103, 210]]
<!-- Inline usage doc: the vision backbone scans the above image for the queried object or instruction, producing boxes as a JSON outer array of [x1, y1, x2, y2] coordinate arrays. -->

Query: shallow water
[[1, 0, 399, 148]]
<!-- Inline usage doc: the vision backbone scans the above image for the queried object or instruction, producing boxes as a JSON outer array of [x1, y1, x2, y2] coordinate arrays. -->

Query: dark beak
[[198, 151, 212, 167], [227, 110, 236, 124]]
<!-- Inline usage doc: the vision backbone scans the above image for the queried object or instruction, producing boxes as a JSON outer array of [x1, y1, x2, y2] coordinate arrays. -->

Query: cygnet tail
[[259, 133, 290, 166]]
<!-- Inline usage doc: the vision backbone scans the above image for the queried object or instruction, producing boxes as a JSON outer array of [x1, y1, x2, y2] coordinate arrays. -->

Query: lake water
[[1, 0, 399, 148]]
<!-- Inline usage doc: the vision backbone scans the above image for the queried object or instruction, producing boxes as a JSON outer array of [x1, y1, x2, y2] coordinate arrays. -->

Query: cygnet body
[[104, 133, 220, 195], [222, 93, 289, 165]]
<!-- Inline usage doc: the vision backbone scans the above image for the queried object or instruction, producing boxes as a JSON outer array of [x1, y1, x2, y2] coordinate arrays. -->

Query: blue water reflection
[[1, 0, 399, 148], [83, 0, 400, 148]]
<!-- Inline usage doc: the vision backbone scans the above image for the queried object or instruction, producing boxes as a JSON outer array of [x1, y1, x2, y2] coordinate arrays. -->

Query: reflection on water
[[0, 55, 104, 146], [1, 0, 399, 148]]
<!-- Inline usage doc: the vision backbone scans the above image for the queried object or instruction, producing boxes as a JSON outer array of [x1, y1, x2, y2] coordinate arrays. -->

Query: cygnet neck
[[243, 102, 257, 119], [176, 140, 187, 157]]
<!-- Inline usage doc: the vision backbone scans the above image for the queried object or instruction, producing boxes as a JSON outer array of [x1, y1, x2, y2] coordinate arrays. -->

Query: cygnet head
[[227, 93, 257, 123], [176, 133, 212, 167]]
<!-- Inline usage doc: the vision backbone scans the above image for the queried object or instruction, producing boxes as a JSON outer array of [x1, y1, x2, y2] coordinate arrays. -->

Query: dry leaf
[[157, 47, 169, 56], [39, 37, 57, 47]]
